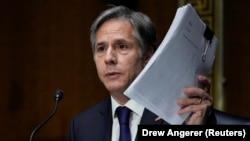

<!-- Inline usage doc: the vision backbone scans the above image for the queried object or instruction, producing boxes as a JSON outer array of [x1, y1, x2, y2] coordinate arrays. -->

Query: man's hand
[[176, 75, 213, 124]]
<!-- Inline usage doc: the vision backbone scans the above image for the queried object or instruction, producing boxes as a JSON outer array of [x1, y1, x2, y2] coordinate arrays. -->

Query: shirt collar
[[111, 96, 144, 118]]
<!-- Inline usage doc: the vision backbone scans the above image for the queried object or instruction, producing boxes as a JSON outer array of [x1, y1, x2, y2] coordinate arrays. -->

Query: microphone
[[29, 89, 64, 141]]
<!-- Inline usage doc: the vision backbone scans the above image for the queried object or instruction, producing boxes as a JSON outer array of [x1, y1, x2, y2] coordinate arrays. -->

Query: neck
[[111, 93, 129, 105]]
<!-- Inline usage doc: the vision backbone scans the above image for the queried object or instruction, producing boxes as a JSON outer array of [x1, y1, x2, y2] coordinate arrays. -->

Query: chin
[[106, 86, 126, 94]]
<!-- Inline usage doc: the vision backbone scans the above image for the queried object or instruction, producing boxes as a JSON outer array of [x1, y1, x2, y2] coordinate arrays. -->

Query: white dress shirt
[[111, 96, 145, 141]]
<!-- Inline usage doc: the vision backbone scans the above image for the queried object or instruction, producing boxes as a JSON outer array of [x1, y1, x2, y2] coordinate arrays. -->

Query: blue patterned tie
[[116, 106, 131, 141]]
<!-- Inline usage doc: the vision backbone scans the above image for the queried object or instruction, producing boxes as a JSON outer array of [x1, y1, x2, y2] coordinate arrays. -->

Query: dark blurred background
[[1, 0, 250, 141]]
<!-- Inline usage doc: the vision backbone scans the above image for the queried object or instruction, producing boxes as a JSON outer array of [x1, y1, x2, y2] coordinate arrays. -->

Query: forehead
[[96, 19, 134, 38]]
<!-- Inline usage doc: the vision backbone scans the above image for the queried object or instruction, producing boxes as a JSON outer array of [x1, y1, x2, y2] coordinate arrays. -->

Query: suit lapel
[[135, 108, 169, 141], [140, 108, 164, 125], [96, 98, 113, 141]]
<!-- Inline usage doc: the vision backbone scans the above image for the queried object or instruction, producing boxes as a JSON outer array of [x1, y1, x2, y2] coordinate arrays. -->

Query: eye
[[96, 45, 105, 53], [117, 43, 128, 50]]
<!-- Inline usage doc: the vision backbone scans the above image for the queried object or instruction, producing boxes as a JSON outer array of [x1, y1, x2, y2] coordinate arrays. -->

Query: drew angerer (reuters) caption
[[138, 125, 249, 140]]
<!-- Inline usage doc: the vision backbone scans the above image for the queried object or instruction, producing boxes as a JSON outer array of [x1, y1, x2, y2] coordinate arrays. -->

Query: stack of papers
[[124, 3, 218, 124]]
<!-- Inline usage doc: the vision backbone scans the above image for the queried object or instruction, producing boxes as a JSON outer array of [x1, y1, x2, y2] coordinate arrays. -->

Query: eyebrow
[[95, 38, 130, 47], [95, 41, 105, 47]]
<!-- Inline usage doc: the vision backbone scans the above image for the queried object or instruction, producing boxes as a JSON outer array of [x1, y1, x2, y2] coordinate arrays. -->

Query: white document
[[124, 4, 218, 124]]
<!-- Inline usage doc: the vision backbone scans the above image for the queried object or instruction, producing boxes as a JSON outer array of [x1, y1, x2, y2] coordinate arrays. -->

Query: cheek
[[94, 59, 104, 75], [125, 57, 144, 76]]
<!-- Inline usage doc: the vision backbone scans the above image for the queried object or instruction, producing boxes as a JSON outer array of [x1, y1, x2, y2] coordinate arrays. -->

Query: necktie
[[116, 106, 131, 141]]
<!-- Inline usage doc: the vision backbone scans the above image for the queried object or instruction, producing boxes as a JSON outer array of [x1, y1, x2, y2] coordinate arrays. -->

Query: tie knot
[[116, 106, 131, 124]]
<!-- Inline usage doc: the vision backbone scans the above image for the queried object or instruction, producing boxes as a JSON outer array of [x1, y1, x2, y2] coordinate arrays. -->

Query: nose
[[104, 47, 117, 65]]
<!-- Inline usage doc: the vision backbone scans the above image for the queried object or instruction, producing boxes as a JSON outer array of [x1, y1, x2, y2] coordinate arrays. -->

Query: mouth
[[105, 71, 122, 79]]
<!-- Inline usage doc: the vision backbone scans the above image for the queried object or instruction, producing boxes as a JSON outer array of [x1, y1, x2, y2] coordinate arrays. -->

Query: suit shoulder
[[71, 97, 111, 121]]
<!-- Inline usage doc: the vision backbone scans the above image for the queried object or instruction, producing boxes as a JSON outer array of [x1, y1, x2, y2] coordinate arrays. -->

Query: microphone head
[[55, 89, 63, 101]]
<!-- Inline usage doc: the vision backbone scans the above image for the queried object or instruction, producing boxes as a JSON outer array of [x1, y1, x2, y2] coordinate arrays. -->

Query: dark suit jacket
[[67, 97, 216, 141]]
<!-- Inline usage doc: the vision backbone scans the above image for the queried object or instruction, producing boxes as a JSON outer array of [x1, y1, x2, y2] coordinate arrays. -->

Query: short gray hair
[[90, 6, 157, 55]]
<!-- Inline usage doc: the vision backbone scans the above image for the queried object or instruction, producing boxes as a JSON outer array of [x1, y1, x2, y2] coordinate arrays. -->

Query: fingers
[[177, 97, 203, 107], [181, 98, 213, 125], [198, 75, 210, 93], [177, 88, 213, 108], [183, 87, 211, 101], [177, 87, 213, 115], [177, 97, 212, 115], [176, 75, 213, 124], [198, 97, 202, 105]]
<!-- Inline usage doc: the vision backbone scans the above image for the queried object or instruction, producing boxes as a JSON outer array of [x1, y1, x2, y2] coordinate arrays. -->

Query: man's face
[[94, 19, 148, 95]]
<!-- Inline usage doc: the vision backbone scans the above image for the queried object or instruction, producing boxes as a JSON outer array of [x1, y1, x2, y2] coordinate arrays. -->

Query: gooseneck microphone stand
[[29, 90, 63, 141]]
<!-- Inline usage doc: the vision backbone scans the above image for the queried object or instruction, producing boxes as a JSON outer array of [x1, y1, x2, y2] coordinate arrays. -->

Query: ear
[[144, 47, 154, 65]]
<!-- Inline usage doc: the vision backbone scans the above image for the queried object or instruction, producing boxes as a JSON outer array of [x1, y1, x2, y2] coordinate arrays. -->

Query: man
[[67, 5, 215, 141]]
